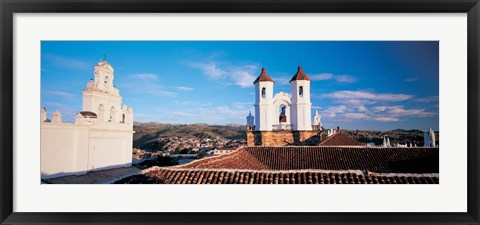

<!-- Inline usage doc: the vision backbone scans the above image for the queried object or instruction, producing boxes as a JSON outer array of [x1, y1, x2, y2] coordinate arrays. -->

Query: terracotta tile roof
[[179, 146, 438, 173], [253, 67, 275, 83], [290, 66, 311, 82], [319, 132, 364, 146], [130, 146, 439, 184], [138, 168, 439, 184], [178, 149, 268, 170]]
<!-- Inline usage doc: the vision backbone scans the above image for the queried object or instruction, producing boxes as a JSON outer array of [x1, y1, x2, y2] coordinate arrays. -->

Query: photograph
[[40, 41, 439, 184]]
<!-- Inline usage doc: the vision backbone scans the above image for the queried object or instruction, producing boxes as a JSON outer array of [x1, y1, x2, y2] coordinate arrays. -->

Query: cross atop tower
[[103, 53, 107, 62]]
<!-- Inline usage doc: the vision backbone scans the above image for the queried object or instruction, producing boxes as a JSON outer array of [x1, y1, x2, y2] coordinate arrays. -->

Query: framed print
[[1, 0, 479, 224]]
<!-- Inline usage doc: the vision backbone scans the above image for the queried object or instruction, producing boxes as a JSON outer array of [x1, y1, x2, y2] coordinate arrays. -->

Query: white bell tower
[[290, 66, 312, 131], [254, 67, 275, 131], [81, 60, 132, 124]]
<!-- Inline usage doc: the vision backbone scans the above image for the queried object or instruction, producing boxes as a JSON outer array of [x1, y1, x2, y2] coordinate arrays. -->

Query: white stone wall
[[41, 118, 134, 179], [88, 128, 132, 171], [41, 123, 90, 179]]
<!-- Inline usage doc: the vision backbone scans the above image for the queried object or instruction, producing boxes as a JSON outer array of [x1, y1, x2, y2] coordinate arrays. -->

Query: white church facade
[[250, 66, 321, 132], [41, 60, 134, 179], [246, 66, 324, 146]]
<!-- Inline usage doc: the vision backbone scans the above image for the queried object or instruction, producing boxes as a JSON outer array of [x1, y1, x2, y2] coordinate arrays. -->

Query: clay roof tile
[[290, 65, 311, 82], [253, 67, 275, 84]]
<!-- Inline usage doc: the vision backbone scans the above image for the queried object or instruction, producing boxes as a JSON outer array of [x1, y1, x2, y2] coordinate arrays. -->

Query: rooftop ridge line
[[145, 167, 364, 175], [144, 167, 440, 179]]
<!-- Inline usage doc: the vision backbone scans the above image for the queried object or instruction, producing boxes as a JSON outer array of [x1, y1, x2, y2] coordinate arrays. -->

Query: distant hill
[[133, 122, 246, 149], [344, 129, 438, 146]]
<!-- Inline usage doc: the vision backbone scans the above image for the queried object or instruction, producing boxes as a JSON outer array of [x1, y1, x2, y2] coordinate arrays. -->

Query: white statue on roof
[[246, 111, 254, 126], [313, 109, 322, 128], [383, 136, 392, 147], [424, 128, 436, 147]]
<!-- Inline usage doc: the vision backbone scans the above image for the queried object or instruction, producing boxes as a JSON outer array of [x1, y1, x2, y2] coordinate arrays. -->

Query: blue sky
[[41, 41, 439, 131]]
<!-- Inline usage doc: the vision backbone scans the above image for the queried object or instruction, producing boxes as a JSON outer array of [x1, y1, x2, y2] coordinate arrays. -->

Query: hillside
[[133, 122, 246, 150], [344, 129, 439, 146], [133, 122, 438, 151]]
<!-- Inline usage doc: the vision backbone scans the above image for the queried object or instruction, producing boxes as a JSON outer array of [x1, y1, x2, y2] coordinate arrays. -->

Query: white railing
[[272, 124, 292, 131]]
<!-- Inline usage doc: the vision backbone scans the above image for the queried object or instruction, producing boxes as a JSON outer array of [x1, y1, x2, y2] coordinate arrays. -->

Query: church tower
[[290, 66, 312, 131], [81, 60, 132, 124], [254, 67, 275, 131]]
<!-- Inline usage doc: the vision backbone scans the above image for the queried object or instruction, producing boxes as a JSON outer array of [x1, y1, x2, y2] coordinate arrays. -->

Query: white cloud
[[321, 103, 435, 123], [319, 90, 436, 124], [384, 106, 435, 117], [372, 106, 388, 112], [121, 82, 177, 97], [344, 113, 369, 119], [157, 90, 177, 97], [335, 75, 357, 83], [176, 86, 194, 91], [374, 117, 400, 122], [162, 101, 258, 124], [233, 102, 254, 109], [310, 73, 334, 81], [413, 96, 439, 103], [172, 112, 197, 117], [122, 73, 178, 98], [310, 73, 356, 83], [404, 77, 419, 82], [43, 54, 90, 70], [46, 91, 75, 99], [132, 73, 158, 81], [175, 86, 193, 91], [231, 65, 258, 88], [356, 104, 368, 112], [323, 91, 413, 102], [322, 105, 348, 118], [175, 100, 212, 106], [189, 62, 227, 80], [188, 61, 258, 88], [135, 113, 155, 119], [175, 100, 195, 106]]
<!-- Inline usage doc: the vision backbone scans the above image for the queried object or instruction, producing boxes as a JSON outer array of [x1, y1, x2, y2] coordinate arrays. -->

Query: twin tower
[[252, 66, 314, 131]]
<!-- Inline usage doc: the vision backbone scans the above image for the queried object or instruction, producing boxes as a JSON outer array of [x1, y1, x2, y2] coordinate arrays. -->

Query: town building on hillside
[[41, 60, 134, 179], [246, 66, 327, 146], [213, 147, 238, 155]]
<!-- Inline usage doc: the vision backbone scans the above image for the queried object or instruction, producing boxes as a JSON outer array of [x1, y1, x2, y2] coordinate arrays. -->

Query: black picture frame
[[1, 0, 479, 224]]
